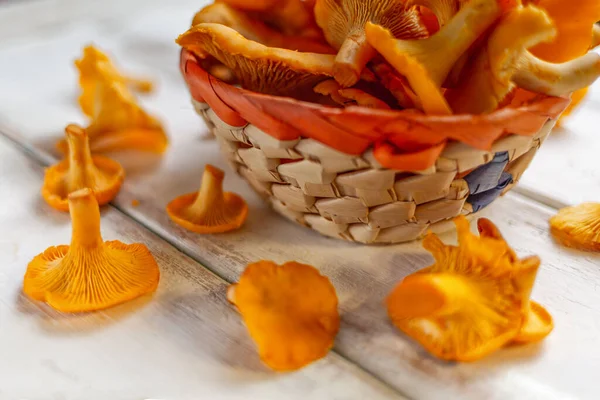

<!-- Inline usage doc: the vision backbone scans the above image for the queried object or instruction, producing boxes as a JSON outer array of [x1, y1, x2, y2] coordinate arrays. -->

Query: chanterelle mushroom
[[192, 3, 334, 53], [447, 5, 600, 114], [167, 164, 248, 234], [593, 24, 600, 49], [43, 125, 124, 212], [218, 0, 321, 38], [177, 23, 335, 99], [315, 0, 429, 87], [386, 216, 552, 361], [76, 45, 154, 118], [228, 260, 339, 371], [365, 0, 504, 114], [406, 0, 467, 27], [24, 188, 160, 313], [550, 203, 600, 252]]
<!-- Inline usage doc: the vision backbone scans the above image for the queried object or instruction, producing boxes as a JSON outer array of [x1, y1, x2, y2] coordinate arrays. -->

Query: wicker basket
[[180, 50, 570, 244]]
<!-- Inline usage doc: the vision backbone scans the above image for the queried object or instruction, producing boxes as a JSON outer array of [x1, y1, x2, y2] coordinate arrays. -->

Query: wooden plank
[[1, 6, 600, 399], [0, 136, 400, 399]]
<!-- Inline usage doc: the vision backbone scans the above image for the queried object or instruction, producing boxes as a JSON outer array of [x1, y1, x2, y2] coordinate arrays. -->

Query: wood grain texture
[[0, 2, 599, 399], [0, 136, 401, 400]]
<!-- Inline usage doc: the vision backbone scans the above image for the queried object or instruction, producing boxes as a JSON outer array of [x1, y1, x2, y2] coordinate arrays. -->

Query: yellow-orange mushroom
[[387, 216, 552, 361], [593, 25, 600, 49], [24, 188, 160, 313], [177, 23, 335, 99], [76, 45, 154, 118], [448, 5, 600, 114], [406, 0, 467, 27], [228, 260, 340, 371], [549, 203, 600, 252], [315, 0, 428, 87], [43, 125, 124, 212], [192, 3, 334, 54], [365, 0, 504, 115], [167, 164, 248, 234]]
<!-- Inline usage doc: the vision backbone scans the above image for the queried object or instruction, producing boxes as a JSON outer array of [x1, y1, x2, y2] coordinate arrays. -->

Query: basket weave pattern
[[181, 50, 567, 244], [192, 99, 555, 244]]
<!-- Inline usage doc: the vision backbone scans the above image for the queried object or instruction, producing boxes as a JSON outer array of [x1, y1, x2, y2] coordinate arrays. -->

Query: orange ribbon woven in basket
[[181, 50, 569, 171]]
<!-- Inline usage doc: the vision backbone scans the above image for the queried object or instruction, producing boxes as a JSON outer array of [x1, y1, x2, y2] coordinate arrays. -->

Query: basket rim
[[180, 49, 569, 170]]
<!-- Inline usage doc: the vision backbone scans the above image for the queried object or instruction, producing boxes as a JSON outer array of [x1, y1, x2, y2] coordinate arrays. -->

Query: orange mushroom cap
[[76, 45, 154, 118], [524, 0, 600, 63], [228, 260, 340, 371], [43, 125, 124, 212], [192, 3, 335, 54], [549, 203, 600, 252], [177, 23, 335, 99], [315, 0, 429, 87], [167, 164, 248, 234], [387, 216, 552, 361], [365, 0, 504, 115], [217, 0, 321, 39], [24, 188, 160, 313]]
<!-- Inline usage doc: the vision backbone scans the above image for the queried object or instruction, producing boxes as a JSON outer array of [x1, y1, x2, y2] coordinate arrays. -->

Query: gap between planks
[[0, 125, 410, 400]]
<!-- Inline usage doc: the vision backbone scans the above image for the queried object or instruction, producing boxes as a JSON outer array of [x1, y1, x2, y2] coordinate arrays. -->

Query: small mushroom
[[593, 24, 600, 49], [549, 203, 600, 252], [228, 260, 340, 371], [314, 0, 429, 87], [43, 125, 124, 212], [83, 67, 168, 154], [167, 164, 248, 234], [23, 188, 160, 312], [447, 5, 600, 114], [76, 45, 154, 118], [365, 0, 504, 115], [191, 3, 335, 54], [386, 216, 552, 361], [177, 23, 335, 99]]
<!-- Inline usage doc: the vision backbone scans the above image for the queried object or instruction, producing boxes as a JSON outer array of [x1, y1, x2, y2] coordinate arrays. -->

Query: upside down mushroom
[[24, 188, 160, 313], [167, 164, 248, 234], [447, 5, 600, 114], [314, 0, 428, 87], [191, 3, 334, 53], [228, 260, 340, 371], [85, 70, 168, 153], [549, 203, 600, 252], [43, 124, 124, 212], [177, 23, 336, 99], [386, 216, 552, 361], [365, 0, 504, 115], [76, 45, 154, 118]]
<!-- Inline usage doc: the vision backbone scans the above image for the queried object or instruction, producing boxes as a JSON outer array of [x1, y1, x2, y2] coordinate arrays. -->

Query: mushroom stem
[[68, 188, 104, 249], [66, 124, 97, 193], [189, 164, 226, 218], [447, 5, 556, 114], [514, 51, 600, 96], [334, 34, 376, 87]]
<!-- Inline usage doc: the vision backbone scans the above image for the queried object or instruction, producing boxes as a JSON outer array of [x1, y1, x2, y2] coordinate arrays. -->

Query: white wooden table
[[0, 1, 598, 399]]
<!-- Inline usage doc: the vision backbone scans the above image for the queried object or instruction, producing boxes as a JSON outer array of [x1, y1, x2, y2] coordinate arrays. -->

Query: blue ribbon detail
[[464, 151, 510, 195], [468, 172, 513, 212]]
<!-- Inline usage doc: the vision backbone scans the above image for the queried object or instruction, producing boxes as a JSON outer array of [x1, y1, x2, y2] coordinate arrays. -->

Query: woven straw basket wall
[[192, 99, 556, 244], [180, 50, 567, 245]]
